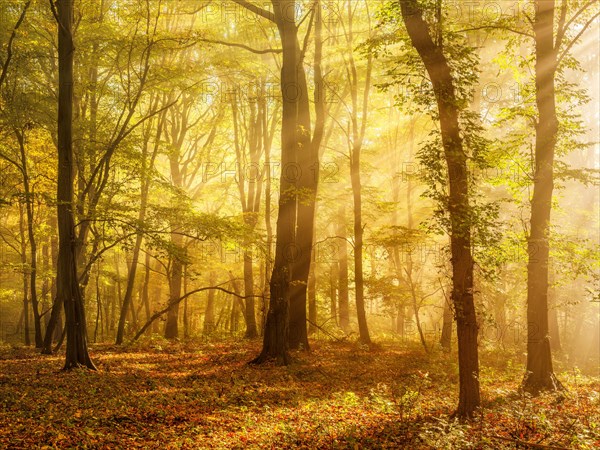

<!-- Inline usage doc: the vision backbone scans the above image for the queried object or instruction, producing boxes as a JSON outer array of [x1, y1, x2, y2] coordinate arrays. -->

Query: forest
[[0, 0, 599, 448]]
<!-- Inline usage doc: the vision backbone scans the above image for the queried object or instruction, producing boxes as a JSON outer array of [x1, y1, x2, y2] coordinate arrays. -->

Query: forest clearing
[[0, 0, 599, 448]]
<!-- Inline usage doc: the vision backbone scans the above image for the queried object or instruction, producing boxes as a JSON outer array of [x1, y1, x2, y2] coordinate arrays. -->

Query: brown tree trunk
[[252, 0, 300, 363], [142, 251, 152, 337], [165, 242, 183, 339], [329, 262, 338, 327], [337, 207, 350, 331], [18, 203, 30, 346], [523, 0, 562, 395], [56, 0, 96, 370], [350, 155, 371, 345], [440, 295, 453, 352], [307, 246, 317, 335], [203, 271, 217, 334], [401, 0, 479, 418], [16, 132, 42, 347]]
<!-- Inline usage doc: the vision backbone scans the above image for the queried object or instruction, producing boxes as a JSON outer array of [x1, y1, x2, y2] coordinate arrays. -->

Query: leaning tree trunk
[[523, 0, 562, 395], [401, 0, 479, 419], [56, 0, 96, 370]]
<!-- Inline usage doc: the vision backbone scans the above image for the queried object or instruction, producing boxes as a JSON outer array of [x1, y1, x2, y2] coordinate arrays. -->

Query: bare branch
[[198, 37, 282, 54]]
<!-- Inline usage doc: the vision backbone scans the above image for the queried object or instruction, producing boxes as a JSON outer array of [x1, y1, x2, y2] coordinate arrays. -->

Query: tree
[[231, 0, 325, 362], [398, 0, 480, 418], [523, 0, 598, 394], [54, 0, 96, 370], [342, 0, 373, 346]]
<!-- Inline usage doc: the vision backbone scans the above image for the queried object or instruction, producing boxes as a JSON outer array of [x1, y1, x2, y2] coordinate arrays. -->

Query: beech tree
[[54, 0, 96, 370]]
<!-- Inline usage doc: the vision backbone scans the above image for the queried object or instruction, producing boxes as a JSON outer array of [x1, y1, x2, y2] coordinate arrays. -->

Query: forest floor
[[0, 338, 598, 449]]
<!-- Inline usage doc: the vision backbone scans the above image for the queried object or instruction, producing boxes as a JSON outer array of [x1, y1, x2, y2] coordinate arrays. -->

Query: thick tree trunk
[[523, 0, 562, 395], [401, 0, 479, 418], [56, 0, 96, 370], [252, 0, 300, 364]]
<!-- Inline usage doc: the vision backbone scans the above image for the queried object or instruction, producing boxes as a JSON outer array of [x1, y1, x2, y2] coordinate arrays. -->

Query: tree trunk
[[56, 0, 96, 370], [440, 295, 453, 352], [203, 271, 217, 334], [523, 0, 562, 395], [350, 154, 371, 345], [17, 132, 42, 347], [18, 203, 30, 346], [329, 262, 338, 327], [337, 207, 350, 331], [115, 104, 162, 344], [165, 242, 183, 339], [307, 249, 317, 335], [252, 0, 300, 364], [401, 0, 479, 418]]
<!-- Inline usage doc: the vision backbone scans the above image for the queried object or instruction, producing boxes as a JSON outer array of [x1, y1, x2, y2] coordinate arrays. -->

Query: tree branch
[[557, 10, 600, 68], [0, 1, 31, 89], [198, 37, 281, 54], [130, 284, 263, 342], [231, 0, 275, 23]]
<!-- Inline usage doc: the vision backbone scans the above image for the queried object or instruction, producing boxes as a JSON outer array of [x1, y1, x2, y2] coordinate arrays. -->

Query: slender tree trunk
[[203, 271, 217, 334], [350, 154, 371, 345], [17, 132, 42, 347], [401, 0, 479, 418], [18, 203, 30, 346], [440, 294, 453, 352], [337, 207, 350, 331], [140, 251, 152, 337], [343, 0, 373, 347], [329, 262, 338, 327], [56, 0, 96, 370], [115, 105, 162, 344], [42, 217, 61, 354], [307, 247, 317, 335]]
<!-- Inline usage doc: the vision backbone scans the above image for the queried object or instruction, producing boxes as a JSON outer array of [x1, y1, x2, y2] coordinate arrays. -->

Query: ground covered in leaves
[[0, 339, 598, 449]]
